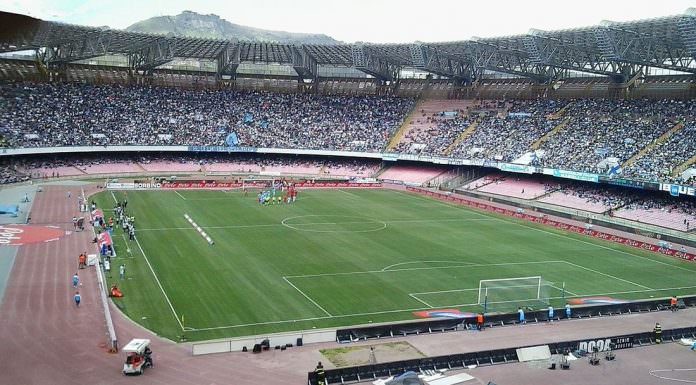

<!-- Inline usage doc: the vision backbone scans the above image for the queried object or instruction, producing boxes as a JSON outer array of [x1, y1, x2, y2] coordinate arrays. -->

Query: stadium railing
[[313, 325, 696, 385], [335, 295, 696, 343]]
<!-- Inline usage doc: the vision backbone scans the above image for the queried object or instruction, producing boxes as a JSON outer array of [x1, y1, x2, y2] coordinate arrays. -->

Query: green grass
[[92, 188, 696, 341]]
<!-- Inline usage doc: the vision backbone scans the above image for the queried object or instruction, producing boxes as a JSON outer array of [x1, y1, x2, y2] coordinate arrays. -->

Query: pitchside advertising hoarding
[[106, 181, 382, 190], [577, 336, 634, 352]]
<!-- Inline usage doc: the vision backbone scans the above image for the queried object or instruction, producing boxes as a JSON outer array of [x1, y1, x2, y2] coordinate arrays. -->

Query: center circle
[[281, 215, 387, 233]]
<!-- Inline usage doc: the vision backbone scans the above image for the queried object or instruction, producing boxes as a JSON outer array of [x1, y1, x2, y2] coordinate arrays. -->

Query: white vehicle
[[122, 338, 152, 375]]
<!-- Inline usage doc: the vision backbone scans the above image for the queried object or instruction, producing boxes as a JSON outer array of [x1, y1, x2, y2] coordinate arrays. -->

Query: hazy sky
[[1, 0, 694, 43]]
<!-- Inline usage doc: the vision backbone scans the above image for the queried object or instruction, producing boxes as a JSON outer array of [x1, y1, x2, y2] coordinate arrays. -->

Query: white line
[[134, 234, 185, 331], [549, 283, 579, 297], [110, 190, 118, 203], [381, 260, 476, 271], [286, 260, 565, 279], [282, 276, 333, 317], [174, 190, 187, 200], [134, 217, 498, 232], [337, 189, 360, 198], [562, 260, 653, 290], [138, 224, 279, 231], [186, 283, 696, 331], [412, 287, 479, 295], [409, 294, 434, 308]]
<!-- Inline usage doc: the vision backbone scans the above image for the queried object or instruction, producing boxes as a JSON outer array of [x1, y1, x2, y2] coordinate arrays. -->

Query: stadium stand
[[537, 184, 632, 214], [463, 173, 696, 232], [378, 165, 450, 185], [0, 82, 414, 151], [623, 120, 696, 185], [15, 154, 381, 179], [451, 100, 560, 163], [536, 99, 695, 174], [614, 198, 696, 232], [391, 99, 474, 156], [475, 176, 551, 200], [2, 79, 696, 187]]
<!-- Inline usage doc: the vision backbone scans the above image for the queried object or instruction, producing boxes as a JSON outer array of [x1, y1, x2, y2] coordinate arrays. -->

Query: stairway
[[672, 154, 696, 177], [531, 118, 570, 150], [134, 162, 148, 172], [386, 100, 422, 151], [622, 122, 685, 169], [548, 102, 573, 120], [443, 119, 480, 156]]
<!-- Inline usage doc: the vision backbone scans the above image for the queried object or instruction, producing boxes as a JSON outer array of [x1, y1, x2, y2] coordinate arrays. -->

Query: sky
[[1, 0, 694, 43]]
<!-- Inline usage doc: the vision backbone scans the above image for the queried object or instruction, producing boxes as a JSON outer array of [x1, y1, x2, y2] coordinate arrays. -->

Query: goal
[[477, 276, 550, 313]]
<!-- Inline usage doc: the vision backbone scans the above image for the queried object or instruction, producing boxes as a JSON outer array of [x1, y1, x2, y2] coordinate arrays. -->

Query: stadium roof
[[0, 9, 694, 83]]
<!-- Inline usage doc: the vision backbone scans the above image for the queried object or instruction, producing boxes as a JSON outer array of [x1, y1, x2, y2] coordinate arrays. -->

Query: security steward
[[654, 322, 662, 344], [476, 313, 484, 331], [670, 296, 678, 312], [315, 361, 326, 385]]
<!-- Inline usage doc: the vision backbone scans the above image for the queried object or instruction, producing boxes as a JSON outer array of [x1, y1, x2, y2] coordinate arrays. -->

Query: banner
[[499, 163, 536, 174], [162, 182, 241, 189], [406, 187, 696, 262], [578, 336, 633, 352], [106, 182, 162, 190], [547, 168, 599, 183], [188, 145, 257, 153], [294, 182, 382, 188], [660, 183, 695, 197], [599, 177, 659, 191]]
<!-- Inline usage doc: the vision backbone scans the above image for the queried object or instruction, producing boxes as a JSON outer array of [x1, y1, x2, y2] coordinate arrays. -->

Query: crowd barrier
[[406, 187, 696, 261], [106, 180, 383, 190], [455, 188, 696, 248], [83, 188, 118, 352], [311, 325, 696, 385], [336, 296, 696, 343], [192, 328, 336, 355]]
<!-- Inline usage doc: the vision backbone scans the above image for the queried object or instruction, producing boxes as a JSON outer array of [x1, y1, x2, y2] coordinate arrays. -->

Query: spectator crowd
[[0, 82, 414, 152], [537, 99, 694, 179], [1, 81, 695, 186]]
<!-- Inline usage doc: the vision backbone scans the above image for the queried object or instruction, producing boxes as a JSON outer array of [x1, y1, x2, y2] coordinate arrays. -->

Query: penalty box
[[284, 260, 653, 316]]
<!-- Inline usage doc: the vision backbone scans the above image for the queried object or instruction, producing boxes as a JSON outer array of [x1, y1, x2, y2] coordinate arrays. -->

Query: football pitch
[[93, 188, 696, 341]]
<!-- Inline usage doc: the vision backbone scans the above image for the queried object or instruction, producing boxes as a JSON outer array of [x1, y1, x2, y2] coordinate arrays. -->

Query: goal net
[[478, 276, 550, 313]]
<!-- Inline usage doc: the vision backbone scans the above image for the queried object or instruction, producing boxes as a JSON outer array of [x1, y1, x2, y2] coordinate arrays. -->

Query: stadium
[[0, 4, 696, 385]]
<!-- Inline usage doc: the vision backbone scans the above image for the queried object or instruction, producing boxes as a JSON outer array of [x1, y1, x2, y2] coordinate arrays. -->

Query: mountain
[[125, 11, 340, 44]]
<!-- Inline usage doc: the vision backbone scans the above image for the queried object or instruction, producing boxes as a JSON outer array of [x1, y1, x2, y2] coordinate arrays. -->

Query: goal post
[[478, 276, 550, 313]]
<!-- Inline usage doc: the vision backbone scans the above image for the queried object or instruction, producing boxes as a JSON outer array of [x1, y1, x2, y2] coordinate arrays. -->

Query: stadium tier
[[462, 174, 696, 232], [1, 83, 695, 187]]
